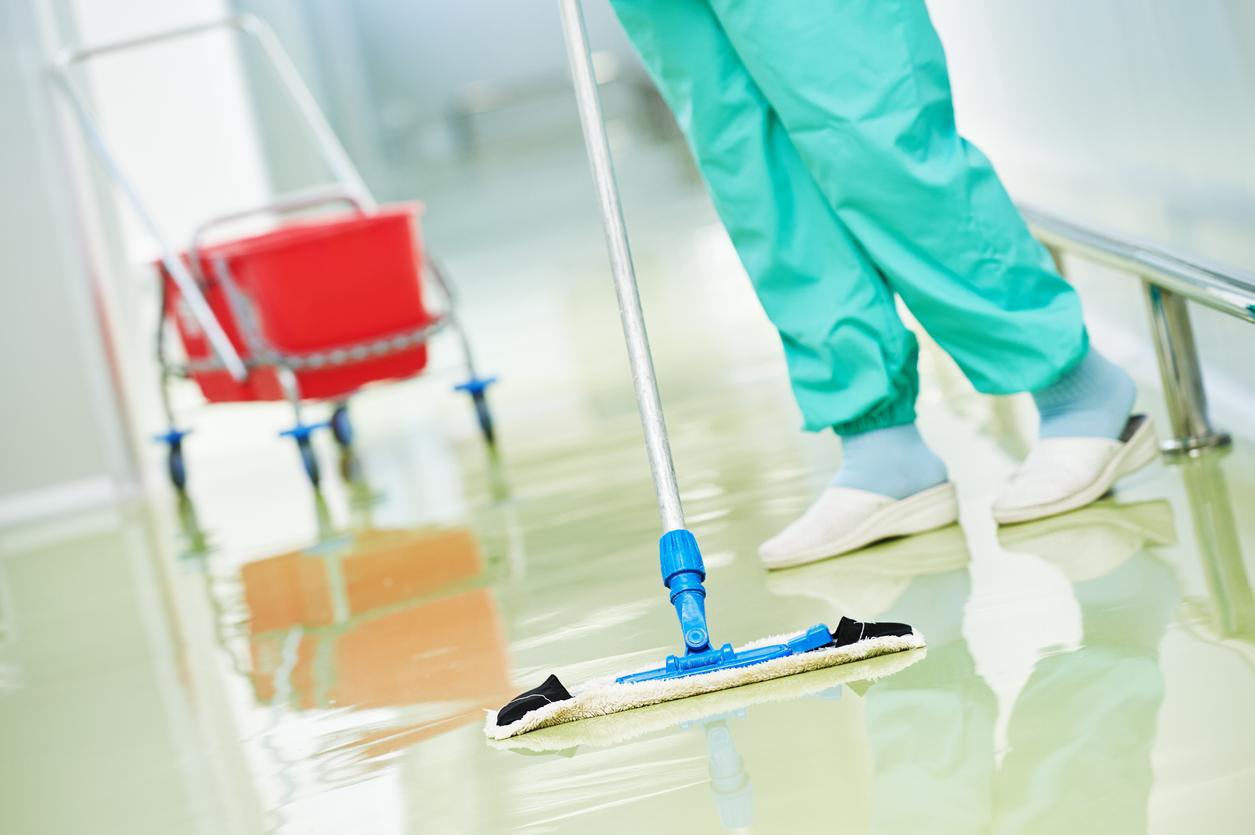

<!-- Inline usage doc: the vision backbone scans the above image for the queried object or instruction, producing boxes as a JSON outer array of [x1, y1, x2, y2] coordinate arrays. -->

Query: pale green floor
[[2, 134, 1255, 834]]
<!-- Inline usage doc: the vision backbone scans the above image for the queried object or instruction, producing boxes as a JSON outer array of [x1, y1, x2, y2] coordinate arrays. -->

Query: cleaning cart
[[55, 15, 497, 491]]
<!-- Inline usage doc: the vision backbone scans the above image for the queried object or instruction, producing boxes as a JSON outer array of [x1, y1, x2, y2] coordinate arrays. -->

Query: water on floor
[[2, 136, 1254, 834]]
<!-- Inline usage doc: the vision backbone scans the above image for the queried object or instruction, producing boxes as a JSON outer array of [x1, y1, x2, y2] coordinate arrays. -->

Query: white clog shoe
[[992, 414, 1158, 526], [759, 482, 959, 570]]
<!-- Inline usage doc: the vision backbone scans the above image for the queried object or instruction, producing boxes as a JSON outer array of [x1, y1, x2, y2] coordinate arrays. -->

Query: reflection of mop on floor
[[494, 649, 924, 831]]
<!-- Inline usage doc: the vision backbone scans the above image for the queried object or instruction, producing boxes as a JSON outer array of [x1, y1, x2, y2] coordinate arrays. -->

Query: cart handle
[[187, 186, 368, 282], [53, 14, 373, 210], [53, 13, 377, 382]]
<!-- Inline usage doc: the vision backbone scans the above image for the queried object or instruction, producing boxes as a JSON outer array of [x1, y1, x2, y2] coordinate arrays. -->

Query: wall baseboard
[[0, 477, 126, 529]]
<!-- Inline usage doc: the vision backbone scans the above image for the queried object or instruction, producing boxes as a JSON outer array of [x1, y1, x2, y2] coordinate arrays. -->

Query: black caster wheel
[[472, 390, 496, 448], [330, 405, 353, 448], [296, 435, 321, 487], [167, 441, 187, 492]]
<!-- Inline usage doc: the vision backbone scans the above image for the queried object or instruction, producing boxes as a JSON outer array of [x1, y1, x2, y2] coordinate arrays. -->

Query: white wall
[[0, 0, 134, 523], [66, 0, 272, 253], [0, 0, 274, 525], [235, 0, 646, 196]]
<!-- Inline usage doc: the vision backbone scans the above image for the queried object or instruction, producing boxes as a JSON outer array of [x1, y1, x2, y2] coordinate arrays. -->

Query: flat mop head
[[491, 645, 927, 753], [486, 616, 924, 740]]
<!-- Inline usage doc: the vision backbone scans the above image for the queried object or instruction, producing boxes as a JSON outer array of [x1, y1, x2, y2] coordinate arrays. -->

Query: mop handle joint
[[660, 529, 711, 653]]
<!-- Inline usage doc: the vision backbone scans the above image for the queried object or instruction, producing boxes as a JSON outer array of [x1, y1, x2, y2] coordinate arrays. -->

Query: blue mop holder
[[615, 527, 834, 685], [660, 529, 712, 654]]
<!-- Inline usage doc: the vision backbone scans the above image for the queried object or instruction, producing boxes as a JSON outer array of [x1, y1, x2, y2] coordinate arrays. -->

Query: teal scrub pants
[[610, 0, 1087, 434]]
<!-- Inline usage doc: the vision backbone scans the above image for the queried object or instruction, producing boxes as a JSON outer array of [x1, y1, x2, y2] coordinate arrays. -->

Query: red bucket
[[160, 204, 435, 402]]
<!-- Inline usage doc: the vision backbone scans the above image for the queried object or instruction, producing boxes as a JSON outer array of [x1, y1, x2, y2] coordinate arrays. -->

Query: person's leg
[[1031, 349, 1135, 439], [705, 0, 1149, 523], [704, 0, 1090, 399], [609, 0, 917, 436], [610, 0, 949, 509]]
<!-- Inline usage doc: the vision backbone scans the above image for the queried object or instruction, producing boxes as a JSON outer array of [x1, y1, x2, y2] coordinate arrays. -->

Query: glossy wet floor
[[3, 140, 1255, 833]]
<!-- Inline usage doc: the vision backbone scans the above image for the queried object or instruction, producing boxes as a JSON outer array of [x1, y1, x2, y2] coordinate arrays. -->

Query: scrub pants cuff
[[831, 392, 918, 437]]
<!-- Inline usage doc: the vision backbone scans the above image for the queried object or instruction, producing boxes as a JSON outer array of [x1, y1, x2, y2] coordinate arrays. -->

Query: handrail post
[[1142, 282, 1231, 455]]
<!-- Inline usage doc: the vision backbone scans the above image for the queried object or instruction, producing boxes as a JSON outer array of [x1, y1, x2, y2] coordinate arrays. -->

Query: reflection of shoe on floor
[[767, 524, 971, 618], [759, 483, 959, 570], [993, 415, 1158, 525], [997, 497, 1177, 582]]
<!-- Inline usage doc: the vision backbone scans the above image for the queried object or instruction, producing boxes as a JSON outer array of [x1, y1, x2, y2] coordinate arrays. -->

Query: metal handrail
[[1022, 206, 1255, 323], [1022, 204, 1247, 455]]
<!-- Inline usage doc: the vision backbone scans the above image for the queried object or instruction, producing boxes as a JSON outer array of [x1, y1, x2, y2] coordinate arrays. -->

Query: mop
[[491, 647, 926, 753], [484, 0, 926, 741]]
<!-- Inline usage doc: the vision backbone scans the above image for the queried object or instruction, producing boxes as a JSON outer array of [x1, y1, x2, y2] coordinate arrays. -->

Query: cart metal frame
[[55, 14, 496, 490]]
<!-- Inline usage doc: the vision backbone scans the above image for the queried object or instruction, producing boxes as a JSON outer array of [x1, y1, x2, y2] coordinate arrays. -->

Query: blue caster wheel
[[330, 405, 353, 448]]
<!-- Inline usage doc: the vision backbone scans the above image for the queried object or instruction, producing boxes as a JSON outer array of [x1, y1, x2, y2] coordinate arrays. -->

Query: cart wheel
[[472, 390, 496, 448], [154, 428, 191, 492], [297, 436, 321, 487], [454, 376, 498, 449], [167, 442, 187, 492], [330, 405, 353, 448]]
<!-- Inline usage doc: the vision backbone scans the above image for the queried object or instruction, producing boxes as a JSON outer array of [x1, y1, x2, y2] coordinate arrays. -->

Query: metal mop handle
[[558, 0, 685, 534]]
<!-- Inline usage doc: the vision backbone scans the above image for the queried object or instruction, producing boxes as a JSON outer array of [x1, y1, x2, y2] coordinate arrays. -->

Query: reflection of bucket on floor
[[242, 527, 484, 630], [241, 527, 511, 747]]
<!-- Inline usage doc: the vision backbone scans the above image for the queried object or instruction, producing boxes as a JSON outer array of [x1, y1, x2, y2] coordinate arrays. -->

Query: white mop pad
[[485, 627, 925, 740], [490, 646, 926, 753]]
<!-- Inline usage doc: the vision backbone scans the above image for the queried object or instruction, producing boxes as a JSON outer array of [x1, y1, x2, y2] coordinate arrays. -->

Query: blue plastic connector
[[153, 427, 191, 446], [614, 529, 834, 685], [279, 421, 328, 441], [660, 529, 710, 654], [453, 374, 498, 396]]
